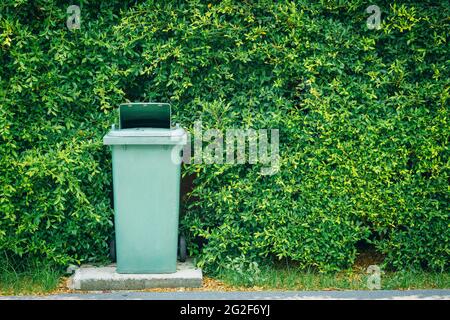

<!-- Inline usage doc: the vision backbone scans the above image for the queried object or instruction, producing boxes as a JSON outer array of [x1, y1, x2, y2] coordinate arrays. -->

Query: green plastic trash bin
[[103, 103, 187, 274]]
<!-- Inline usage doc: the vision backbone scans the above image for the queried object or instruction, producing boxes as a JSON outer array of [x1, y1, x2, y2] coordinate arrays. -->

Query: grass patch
[[217, 267, 450, 291], [0, 250, 448, 295], [0, 257, 62, 296]]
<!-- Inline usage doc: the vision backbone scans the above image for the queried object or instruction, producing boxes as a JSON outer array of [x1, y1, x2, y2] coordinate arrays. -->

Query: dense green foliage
[[0, 1, 448, 272]]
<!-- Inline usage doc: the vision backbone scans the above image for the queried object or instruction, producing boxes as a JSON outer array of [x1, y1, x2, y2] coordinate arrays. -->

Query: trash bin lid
[[103, 127, 187, 145], [119, 102, 170, 129]]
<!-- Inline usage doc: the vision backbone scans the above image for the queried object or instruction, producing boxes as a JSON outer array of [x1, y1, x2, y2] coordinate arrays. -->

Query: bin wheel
[[109, 239, 116, 262], [179, 235, 187, 262]]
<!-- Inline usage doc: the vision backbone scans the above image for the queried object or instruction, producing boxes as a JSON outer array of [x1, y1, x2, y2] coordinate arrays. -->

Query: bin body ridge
[[111, 144, 181, 273]]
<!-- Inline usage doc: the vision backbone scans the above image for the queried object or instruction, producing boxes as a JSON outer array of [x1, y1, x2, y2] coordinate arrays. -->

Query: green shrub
[[0, 1, 448, 272]]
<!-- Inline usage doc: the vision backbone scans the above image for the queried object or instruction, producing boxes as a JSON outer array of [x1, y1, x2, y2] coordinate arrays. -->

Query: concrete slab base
[[69, 260, 202, 291]]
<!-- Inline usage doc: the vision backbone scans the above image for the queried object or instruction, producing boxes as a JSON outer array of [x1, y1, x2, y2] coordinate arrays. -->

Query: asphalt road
[[1, 290, 449, 300]]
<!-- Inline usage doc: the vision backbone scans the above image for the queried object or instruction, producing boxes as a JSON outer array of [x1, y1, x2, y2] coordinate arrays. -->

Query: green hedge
[[0, 0, 448, 272]]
